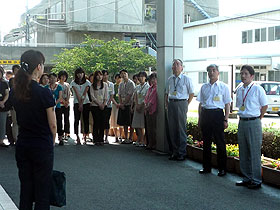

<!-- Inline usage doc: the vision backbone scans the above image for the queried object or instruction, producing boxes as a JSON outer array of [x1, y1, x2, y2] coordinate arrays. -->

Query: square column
[[156, 0, 184, 152]]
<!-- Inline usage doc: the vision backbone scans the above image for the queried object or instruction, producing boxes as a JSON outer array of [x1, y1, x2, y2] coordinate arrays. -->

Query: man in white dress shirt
[[165, 59, 194, 161], [235, 65, 268, 189], [197, 64, 232, 176]]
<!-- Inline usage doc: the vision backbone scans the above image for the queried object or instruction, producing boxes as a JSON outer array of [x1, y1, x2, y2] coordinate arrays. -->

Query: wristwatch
[[224, 119, 228, 122]]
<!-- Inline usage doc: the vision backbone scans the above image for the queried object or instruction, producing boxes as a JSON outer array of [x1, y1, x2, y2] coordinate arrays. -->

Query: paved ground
[[1, 138, 280, 210], [1, 96, 280, 209]]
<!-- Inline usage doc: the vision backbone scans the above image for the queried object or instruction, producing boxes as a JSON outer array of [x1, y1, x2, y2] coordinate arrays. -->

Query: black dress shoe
[[168, 155, 177, 160], [177, 156, 185, 161], [199, 169, 211, 174], [247, 182, 261, 189], [236, 180, 250, 186], [217, 170, 226, 177]]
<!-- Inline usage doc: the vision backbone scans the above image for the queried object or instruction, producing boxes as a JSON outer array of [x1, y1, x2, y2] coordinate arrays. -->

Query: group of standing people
[[197, 64, 267, 189], [37, 62, 158, 149], [8, 49, 158, 209], [166, 59, 267, 189], [2, 49, 267, 210], [0, 64, 20, 147]]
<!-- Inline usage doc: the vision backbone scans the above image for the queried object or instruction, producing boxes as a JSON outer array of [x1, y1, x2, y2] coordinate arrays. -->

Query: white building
[[183, 8, 280, 95]]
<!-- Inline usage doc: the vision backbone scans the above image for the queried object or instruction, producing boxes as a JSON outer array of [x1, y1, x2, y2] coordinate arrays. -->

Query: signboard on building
[[0, 60, 20, 65]]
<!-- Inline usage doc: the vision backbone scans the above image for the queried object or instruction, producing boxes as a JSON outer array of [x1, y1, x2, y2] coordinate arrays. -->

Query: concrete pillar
[[115, 0, 119, 24], [156, 0, 184, 153]]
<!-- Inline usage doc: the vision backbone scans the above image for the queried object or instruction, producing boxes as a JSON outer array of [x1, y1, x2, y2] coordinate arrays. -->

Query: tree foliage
[[52, 36, 156, 78]]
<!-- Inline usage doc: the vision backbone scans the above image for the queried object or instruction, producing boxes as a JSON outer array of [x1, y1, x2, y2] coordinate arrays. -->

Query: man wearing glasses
[[165, 59, 194, 161]]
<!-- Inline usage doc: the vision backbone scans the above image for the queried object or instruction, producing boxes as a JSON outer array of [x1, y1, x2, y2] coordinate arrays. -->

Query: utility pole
[[25, 14, 30, 45], [115, 0, 118, 24], [25, 0, 30, 45]]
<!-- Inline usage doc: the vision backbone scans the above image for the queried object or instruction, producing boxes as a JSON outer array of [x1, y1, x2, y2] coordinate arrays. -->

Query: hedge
[[187, 117, 280, 159]]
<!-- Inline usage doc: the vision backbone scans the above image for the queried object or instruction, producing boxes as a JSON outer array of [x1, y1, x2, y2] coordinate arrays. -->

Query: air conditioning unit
[[272, 63, 280, 70]]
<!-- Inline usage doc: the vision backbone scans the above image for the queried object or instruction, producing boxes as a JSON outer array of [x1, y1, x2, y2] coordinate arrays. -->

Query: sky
[[0, 0, 41, 36], [0, 0, 280, 38], [219, 0, 280, 16]]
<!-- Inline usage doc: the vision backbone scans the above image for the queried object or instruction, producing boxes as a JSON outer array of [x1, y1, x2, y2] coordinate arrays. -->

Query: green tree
[[52, 36, 156, 78]]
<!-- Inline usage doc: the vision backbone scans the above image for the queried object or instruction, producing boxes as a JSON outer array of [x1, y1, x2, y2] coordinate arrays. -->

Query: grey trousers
[[168, 100, 188, 157], [0, 111, 8, 140], [238, 118, 262, 184]]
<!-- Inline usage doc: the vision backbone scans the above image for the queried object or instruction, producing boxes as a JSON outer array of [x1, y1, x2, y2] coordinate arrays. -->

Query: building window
[[268, 27, 275, 41], [49, 1, 64, 20], [268, 71, 280, 82], [219, 72, 228, 84], [275, 26, 280, 40], [184, 14, 191, 23], [208, 35, 216, 47], [255, 72, 260, 81], [242, 30, 252, 43], [199, 36, 207, 48], [235, 72, 241, 87], [261, 28, 266, 42], [255, 29, 260, 42], [145, 4, 156, 21], [199, 72, 207, 83], [242, 31, 247, 43]]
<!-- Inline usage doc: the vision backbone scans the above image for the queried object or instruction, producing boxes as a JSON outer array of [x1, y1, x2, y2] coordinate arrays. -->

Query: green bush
[[187, 117, 280, 159]]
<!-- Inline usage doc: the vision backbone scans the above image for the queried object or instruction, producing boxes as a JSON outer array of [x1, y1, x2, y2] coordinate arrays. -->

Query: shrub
[[187, 117, 280, 159]]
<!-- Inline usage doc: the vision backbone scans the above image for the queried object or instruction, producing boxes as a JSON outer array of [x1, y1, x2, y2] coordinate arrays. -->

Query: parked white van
[[233, 81, 280, 116]]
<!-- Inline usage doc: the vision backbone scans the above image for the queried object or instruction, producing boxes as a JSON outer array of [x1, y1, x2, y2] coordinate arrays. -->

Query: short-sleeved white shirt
[[166, 73, 194, 100], [70, 80, 91, 104], [135, 82, 150, 104], [236, 82, 268, 117], [197, 81, 232, 109]]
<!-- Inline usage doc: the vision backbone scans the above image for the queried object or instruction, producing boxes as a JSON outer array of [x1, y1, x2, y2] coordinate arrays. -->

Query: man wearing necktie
[[235, 65, 268, 189], [165, 59, 194, 161]]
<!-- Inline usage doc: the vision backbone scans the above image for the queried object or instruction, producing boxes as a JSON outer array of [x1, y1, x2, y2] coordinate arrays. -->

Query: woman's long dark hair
[[92, 71, 104, 90], [14, 50, 45, 102], [74, 67, 86, 85], [0, 66, 4, 81]]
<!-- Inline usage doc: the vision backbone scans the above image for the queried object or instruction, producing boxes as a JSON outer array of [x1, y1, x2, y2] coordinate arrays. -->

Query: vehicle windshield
[[261, 83, 280, 95]]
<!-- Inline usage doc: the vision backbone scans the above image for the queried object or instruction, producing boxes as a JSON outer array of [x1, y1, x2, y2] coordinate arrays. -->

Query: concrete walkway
[[1, 137, 280, 210]]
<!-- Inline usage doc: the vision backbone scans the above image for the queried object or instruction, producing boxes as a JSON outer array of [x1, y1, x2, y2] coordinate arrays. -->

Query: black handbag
[[50, 170, 66, 207]]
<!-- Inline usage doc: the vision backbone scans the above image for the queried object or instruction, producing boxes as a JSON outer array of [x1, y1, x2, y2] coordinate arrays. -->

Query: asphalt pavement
[[1, 139, 280, 210], [1, 96, 280, 209]]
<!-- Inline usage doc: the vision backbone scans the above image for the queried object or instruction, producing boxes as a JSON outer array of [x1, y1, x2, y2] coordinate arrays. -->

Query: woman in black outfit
[[12, 50, 57, 210]]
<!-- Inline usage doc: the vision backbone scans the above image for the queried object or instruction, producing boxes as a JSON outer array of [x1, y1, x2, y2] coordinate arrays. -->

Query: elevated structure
[[184, 0, 219, 23], [3, 0, 157, 49]]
